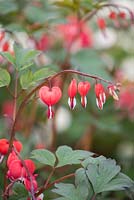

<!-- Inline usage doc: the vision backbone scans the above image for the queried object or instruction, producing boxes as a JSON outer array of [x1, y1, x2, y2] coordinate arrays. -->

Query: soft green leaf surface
[[85, 158, 134, 194], [9, 183, 28, 200], [75, 168, 94, 199], [56, 145, 93, 168], [0, 0, 18, 15], [0, 68, 11, 87], [14, 43, 40, 70], [33, 67, 56, 82], [31, 149, 56, 167], [0, 52, 15, 65], [52, 183, 88, 200], [20, 70, 35, 89]]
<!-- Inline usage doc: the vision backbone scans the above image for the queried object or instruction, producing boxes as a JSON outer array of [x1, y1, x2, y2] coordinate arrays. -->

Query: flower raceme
[[78, 81, 91, 108], [95, 83, 106, 110], [7, 155, 38, 192], [39, 86, 62, 119], [39, 80, 119, 117], [68, 79, 77, 109]]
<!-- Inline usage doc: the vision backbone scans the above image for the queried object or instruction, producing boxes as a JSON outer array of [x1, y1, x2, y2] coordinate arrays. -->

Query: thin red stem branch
[[36, 173, 75, 197]]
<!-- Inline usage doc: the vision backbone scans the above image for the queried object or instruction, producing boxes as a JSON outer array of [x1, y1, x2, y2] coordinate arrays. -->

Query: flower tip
[[68, 97, 76, 110]]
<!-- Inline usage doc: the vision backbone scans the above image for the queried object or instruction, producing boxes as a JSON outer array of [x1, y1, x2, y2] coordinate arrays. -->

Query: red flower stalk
[[95, 83, 106, 110], [39, 86, 62, 119], [78, 81, 91, 108], [68, 79, 77, 109], [107, 84, 119, 101], [97, 18, 106, 30]]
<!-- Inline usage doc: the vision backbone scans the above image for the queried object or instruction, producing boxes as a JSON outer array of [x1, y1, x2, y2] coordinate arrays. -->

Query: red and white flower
[[78, 81, 91, 108], [95, 83, 106, 110]]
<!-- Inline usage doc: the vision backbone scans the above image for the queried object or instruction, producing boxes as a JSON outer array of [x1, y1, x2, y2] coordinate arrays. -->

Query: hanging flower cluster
[[0, 138, 38, 196], [39, 78, 119, 119], [97, 8, 132, 32]]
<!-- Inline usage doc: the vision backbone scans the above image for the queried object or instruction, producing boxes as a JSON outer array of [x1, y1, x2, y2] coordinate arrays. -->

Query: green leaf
[[75, 168, 94, 199], [0, 69, 11, 87], [82, 155, 106, 168], [31, 149, 56, 167], [85, 158, 134, 194], [56, 145, 93, 168], [9, 183, 28, 200], [70, 49, 112, 81], [99, 172, 134, 192], [14, 43, 40, 70], [33, 67, 56, 82], [25, 6, 59, 24], [0, 52, 15, 65], [0, 0, 18, 15], [52, 183, 88, 200], [20, 70, 35, 89]]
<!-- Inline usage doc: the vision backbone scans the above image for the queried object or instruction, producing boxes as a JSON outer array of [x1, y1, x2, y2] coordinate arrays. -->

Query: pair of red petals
[[39, 86, 62, 119], [68, 79, 91, 109], [7, 156, 36, 180]]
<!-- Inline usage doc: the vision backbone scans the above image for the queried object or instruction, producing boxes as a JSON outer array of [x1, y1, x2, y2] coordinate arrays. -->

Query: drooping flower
[[0, 139, 9, 155], [7, 158, 36, 181], [13, 140, 23, 152], [68, 79, 77, 109], [97, 18, 106, 30], [95, 83, 106, 110], [78, 81, 91, 108], [119, 11, 126, 19], [109, 11, 117, 20], [39, 86, 62, 119], [107, 84, 119, 100]]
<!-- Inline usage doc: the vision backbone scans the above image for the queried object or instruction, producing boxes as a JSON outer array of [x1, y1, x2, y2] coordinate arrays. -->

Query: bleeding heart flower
[[107, 84, 119, 101], [109, 11, 117, 20], [2, 41, 9, 52], [13, 140, 23, 152], [39, 86, 62, 119], [68, 79, 77, 109], [95, 83, 106, 110], [97, 18, 106, 30], [78, 81, 91, 108], [0, 139, 9, 155], [7, 151, 19, 167], [119, 12, 126, 19]]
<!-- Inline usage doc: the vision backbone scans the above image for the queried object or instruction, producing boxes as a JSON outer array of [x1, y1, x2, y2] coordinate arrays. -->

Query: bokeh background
[[0, 0, 134, 199]]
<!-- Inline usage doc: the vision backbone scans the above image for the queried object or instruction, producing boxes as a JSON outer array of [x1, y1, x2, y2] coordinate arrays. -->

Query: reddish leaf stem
[[36, 173, 75, 197]]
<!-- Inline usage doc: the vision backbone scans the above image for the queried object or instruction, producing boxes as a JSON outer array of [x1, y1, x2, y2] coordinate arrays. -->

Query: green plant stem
[[3, 71, 18, 200], [36, 173, 75, 197], [91, 194, 96, 200]]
